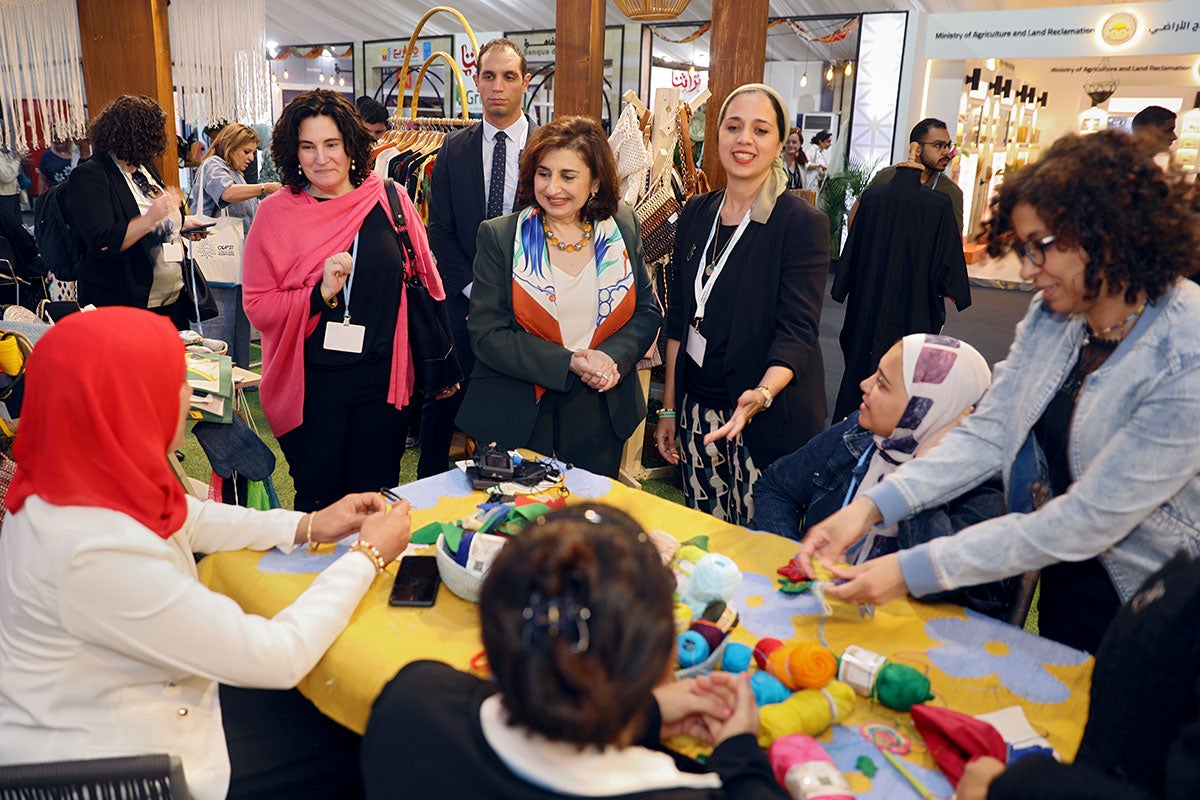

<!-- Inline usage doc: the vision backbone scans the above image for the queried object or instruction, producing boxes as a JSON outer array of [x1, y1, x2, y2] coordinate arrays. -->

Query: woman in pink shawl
[[244, 90, 455, 512]]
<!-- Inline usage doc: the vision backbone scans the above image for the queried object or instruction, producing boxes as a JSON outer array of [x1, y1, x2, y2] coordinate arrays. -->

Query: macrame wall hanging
[[169, 0, 271, 130], [0, 0, 89, 152]]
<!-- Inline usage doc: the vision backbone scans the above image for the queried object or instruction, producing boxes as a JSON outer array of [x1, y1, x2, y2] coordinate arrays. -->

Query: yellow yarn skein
[[757, 679, 856, 748]]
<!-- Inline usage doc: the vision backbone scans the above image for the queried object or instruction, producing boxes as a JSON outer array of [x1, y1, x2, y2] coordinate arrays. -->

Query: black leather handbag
[[383, 180, 462, 395], [182, 251, 219, 323]]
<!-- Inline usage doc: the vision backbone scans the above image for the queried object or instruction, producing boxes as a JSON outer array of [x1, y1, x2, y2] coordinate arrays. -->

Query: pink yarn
[[767, 734, 854, 800]]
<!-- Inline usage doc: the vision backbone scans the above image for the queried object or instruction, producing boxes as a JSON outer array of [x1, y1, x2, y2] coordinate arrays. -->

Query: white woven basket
[[435, 533, 485, 603]]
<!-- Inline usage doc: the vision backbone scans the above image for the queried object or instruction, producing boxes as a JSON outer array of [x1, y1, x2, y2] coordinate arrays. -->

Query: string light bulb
[[318, 73, 325, 83], [800, 73, 808, 88], [844, 62, 853, 77], [825, 64, 834, 82], [338, 76, 345, 87], [282, 69, 289, 79]]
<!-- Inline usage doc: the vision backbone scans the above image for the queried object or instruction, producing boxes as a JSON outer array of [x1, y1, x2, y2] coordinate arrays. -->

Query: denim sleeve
[[750, 418, 851, 539], [922, 351, 1200, 596]]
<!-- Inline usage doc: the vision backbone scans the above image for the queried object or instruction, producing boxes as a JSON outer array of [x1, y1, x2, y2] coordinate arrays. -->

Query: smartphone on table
[[388, 555, 441, 607]]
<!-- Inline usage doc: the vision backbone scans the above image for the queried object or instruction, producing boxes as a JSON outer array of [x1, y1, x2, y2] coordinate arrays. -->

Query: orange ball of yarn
[[767, 642, 838, 691]]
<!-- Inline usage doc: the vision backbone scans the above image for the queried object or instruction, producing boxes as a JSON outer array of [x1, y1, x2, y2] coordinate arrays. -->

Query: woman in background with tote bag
[[190, 123, 281, 367]]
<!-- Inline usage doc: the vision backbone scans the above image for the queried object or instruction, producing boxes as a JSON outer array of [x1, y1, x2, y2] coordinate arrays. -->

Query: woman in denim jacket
[[797, 130, 1200, 653], [755, 334, 1015, 619]]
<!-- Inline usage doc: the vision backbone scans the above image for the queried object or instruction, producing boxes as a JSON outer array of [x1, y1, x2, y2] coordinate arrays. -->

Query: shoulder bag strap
[[383, 178, 419, 280]]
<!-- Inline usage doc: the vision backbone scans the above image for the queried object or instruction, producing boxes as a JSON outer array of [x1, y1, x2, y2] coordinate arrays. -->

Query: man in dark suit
[[423, 37, 537, 478]]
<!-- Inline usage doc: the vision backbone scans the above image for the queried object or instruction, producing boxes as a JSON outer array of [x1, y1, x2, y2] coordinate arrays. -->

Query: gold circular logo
[[1101, 12, 1138, 46]]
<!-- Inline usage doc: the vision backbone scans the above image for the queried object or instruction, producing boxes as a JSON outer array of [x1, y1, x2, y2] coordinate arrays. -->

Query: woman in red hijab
[[0, 307, 412, 800]]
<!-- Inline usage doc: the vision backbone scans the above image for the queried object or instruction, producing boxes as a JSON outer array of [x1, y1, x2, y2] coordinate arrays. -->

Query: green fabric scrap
[[412, 521, 464, 552], [680, 535, 709, 551], [777, 578, 814, 594], [856, 755, 877, 777], [245, 480, 270, 511]]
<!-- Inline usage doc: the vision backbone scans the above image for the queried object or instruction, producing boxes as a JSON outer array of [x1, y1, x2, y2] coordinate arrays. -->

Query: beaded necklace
[[1082, 301, 1146, 346], [543, 220, 593, 252]]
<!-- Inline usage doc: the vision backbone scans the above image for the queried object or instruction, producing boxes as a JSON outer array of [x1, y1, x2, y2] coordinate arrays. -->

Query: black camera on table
[[475, 442, 515, 481]]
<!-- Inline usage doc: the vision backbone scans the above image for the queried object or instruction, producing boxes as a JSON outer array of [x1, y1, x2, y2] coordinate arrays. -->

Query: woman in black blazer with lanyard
[[67, 95, 199, 328], [655, 84, 830, 526], [457, 116, 660, 478]]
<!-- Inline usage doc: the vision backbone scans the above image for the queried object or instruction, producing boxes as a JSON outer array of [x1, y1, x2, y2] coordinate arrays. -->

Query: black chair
[[0, 754, 190, 799]]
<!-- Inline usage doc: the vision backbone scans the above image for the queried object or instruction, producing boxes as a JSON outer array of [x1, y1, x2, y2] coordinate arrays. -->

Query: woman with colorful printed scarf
[[456, 116, 661, 478], [754, 334, 1016, 619], [655, 84, 830, 526]]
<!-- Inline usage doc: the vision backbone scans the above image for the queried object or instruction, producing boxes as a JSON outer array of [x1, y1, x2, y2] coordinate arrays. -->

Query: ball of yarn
[[676, 630, 710, 668], [874, 662, 934, 712], [768, 735, 853, 798], [767, 642, 838, 691], [673, 603, 694, 633], [750, 671, 792, 706], [689, 619, 726, 653], [721, 642, 753, 674], [758, 680, 856, 748], [754, 637, 785, 670], [683, 554, 743, 616]]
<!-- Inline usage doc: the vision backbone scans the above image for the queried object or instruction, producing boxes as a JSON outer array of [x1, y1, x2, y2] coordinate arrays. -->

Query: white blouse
[[0, 496, 376, 800], [552, 257, 599, 352]]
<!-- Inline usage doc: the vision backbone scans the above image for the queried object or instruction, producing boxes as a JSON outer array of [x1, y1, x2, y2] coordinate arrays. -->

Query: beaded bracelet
[[350, 541, 387, 574], [656, 408, 677, 419], [304, 512, 318, 553]]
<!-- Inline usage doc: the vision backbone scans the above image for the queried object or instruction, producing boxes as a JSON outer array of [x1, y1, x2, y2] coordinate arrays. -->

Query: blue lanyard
[[929, 172, 940, 191], [841, 444, 876, 508], [343, 233, 360, 323]]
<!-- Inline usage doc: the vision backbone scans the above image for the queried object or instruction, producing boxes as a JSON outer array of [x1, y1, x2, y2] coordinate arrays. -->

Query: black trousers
[[527, 377, 623, 478], [221, 685, 363, 800], [277, 361, 409, 512], [417, 293, 475, 479]]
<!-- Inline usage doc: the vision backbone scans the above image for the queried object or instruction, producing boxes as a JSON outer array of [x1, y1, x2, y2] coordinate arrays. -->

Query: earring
[[351, 161, 357, 170]]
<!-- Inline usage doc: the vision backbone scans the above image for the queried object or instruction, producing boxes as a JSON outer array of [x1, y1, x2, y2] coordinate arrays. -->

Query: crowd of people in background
[[1, 32, 1199, 800]]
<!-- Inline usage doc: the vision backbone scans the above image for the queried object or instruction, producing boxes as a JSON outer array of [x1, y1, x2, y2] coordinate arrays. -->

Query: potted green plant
[[818, 155, 880, 263]]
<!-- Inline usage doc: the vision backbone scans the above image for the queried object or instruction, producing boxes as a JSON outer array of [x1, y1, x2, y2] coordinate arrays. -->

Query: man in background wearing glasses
[[853, 118, 964, 234]]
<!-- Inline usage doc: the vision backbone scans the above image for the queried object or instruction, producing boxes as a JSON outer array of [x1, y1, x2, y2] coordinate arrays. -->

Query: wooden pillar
[[554, 0, 605, 120], [702, 0, 769, 188], [77, 0, 179, 185]]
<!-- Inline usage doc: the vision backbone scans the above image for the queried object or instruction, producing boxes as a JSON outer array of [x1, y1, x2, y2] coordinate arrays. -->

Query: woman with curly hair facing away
[[795, 130, 1200, 654], [363, 504, 786, 800], [243, 90, 455, 512], [67, 95, 208, 327]]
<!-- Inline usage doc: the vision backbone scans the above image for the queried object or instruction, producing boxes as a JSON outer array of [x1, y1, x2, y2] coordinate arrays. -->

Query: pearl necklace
[[543, 221, 593, 252], [1083, 301, 1146, 345]]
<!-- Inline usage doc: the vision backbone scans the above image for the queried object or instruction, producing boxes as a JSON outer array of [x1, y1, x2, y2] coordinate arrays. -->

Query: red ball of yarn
[[754, 637, 785, 670]]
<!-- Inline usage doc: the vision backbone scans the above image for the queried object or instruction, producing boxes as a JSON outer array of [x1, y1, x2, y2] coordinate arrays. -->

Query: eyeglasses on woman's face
[[1011, 233, 1057, 267]]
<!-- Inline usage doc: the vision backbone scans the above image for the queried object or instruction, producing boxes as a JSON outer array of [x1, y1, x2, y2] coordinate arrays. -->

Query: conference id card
[[686, 324, 707, 366], [324, 320, 365, 353], [162, 242, 184, 263]]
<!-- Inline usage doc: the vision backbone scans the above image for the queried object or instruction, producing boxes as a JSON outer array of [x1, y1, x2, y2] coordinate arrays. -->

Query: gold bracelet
[[323, 291, 338, 309], [305, 512, 317, 553], [350, 541, 386, 574]]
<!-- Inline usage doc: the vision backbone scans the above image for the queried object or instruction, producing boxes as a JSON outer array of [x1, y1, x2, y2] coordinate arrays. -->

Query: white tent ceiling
[[264, 0, 1110, 51]]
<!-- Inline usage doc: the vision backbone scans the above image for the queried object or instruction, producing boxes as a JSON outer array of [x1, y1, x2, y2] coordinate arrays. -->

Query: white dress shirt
[[0, 496, 377, 800], [481, 115, 530, 217]]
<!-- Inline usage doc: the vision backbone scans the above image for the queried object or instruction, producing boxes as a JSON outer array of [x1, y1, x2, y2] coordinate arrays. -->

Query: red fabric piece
[[777, 560, 807, 582], [242, 173, 444, 437], [910, 703, 1007, 785], [8, 307, 188, 539]]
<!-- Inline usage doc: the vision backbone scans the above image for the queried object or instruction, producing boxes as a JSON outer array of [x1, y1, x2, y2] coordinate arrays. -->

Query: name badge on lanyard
[[688, 198, 751, 367], [323, 233, 366, 353]]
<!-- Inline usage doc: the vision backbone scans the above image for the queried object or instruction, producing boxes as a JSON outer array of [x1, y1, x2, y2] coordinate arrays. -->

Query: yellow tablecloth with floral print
[[198, 464, 1092, 799]]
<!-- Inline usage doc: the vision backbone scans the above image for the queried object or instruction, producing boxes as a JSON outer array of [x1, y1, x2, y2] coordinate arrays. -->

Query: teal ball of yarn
[[684, 553, 743, 616], [722, 642, 753, 673], [750, 670, 791, 706], [677, 630, 711, 668]]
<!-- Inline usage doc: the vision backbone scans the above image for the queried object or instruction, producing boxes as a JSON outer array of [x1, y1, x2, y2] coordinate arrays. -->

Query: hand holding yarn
[[825, 552, 909, 606]]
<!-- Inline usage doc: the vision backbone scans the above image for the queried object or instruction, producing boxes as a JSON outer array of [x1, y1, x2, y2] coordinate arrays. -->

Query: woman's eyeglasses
[[1011, 234, 1057, 267], [129, 169, 164, 199]]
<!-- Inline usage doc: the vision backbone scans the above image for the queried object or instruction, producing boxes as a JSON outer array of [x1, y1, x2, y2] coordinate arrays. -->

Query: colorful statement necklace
[[543, 221, 593, 252]]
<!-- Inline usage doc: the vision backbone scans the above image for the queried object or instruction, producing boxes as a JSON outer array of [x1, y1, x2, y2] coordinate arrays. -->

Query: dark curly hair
[[89, 95, 167, 165], [479, 503, 675, 748], [984, 130, 1200, 303], [517, 116, 619, 222], [270, 90, 373, 194]]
